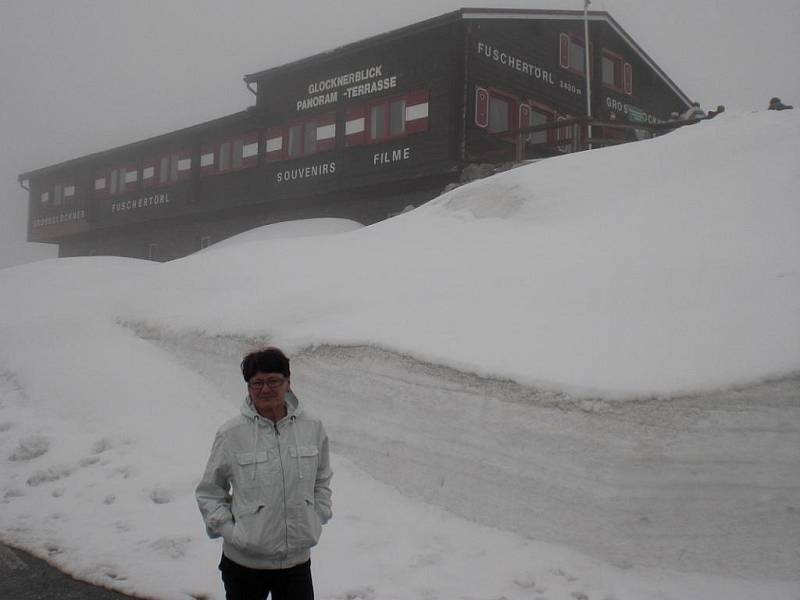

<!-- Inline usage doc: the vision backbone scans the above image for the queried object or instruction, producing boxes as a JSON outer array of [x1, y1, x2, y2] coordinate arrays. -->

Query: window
[[369, 97, 408, 141], [345, 90, 429, 147], [474, 87, 517, 133], [39, 181, 76, 207], [370, 103, 387, 140], [389, 99, 406, 135], [599, 50, 633, 95], [288, 124, 303, 157], [95, 164, 139, 198], [523, 101, 557, 145], [559, 33, 592, 76], [602, 51, 623, 89], [219, 142, 231, 170], [489, 95, 511, 133], [140, 150, 192, 187], [303, 124, 317, 156], [556, 115, 581, 153], [109, 167, 124, 195], [53, 183, 64, 206], [265, 114, 336, 161]]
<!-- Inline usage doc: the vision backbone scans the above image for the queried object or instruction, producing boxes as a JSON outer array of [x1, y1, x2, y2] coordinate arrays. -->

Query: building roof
[[18, 109, 256, 183], [244, 7, 691, 106]]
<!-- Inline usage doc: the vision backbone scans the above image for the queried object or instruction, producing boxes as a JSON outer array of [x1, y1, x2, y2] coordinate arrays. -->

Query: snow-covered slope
[[144, 109, 798, 397], [0, 111, 798, 600]]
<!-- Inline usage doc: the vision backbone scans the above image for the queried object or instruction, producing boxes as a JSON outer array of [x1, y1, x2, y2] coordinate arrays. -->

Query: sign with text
[[296, 65, 399, 112]]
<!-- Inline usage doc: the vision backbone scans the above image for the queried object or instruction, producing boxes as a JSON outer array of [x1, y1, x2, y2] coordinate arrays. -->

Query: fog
[[2, 0, 799, 268]]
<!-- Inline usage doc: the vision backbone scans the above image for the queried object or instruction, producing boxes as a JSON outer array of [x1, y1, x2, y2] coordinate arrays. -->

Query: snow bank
[[0, 111, 798, 599], [133, 109, 800, 397]]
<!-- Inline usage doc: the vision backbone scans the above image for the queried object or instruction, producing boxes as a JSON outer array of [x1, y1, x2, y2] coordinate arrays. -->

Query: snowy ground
[[1, 111, 798, 599]]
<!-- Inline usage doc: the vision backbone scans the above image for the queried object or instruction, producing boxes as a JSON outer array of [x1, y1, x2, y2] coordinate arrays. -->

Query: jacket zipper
[[274, 421, 290, 560]]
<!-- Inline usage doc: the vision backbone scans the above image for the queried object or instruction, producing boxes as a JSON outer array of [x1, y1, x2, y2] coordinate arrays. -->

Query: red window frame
[[200, 132, 259, 176], [94, 170, 108, 199], [475, 87, 490, 128], [366, 94, 408, 143], [141, 150, 192, 188], [623, 62, 633, 96], [39, 180, 77, 207], [96, 164, 139, 198], [142, 158, 157, 189], [264, 113, 336, 162], [346, 90, 429, 147], [601, 49, 624, 91], [523, 100, 558, 145], [486, 88, 518, 134], [559, 33, 593, 77]]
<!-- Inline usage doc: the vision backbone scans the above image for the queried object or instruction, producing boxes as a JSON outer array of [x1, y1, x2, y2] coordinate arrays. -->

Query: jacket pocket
[[231, 502, 286, 556], [289, 446, 318, 481], [236, 451, 269, 465], [288, 496, 323, 550]]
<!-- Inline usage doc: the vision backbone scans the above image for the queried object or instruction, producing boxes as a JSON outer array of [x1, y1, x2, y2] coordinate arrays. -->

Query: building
[[18, 8, 691, 261]]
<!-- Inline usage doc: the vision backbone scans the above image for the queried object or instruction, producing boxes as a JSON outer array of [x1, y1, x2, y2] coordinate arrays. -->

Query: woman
[[196, 347, 333, 600]]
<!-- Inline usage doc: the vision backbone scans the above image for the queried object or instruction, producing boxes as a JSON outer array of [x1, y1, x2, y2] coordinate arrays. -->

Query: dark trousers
[[219, 554, 314, 600]]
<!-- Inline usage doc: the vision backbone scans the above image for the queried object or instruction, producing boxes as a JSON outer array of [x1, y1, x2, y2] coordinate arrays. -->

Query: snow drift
[[0, 111, 798, 599]]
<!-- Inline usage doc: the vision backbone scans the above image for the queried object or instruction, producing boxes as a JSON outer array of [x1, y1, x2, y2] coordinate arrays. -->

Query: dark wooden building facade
[[18, 8, 691, 261]]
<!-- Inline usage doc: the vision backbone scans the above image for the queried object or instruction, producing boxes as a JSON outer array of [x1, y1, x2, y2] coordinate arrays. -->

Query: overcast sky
[[2, 0, 798, 268]]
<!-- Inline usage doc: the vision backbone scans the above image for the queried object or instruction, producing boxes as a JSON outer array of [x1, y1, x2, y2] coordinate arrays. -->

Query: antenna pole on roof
[[583, 0, 593, 150]]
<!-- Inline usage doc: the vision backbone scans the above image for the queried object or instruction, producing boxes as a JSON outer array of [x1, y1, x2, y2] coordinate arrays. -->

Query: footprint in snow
[[26, 465, 74, 487], [149, 486, 174, 504], [3, 487, 25, 500], [9, 434, 51, 461], [108, 465, 137, 479], [513, 575, 537, 589], [91, 437, 114, 454], [149, 536, 192, 559], [553, 567, 578, 583]]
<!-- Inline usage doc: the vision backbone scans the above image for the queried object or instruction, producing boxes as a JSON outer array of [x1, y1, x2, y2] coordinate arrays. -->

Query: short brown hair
[[241, 347, 290, 381]]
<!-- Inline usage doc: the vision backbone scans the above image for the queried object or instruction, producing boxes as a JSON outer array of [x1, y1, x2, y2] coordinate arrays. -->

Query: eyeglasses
[[247, 377, 287, 390]]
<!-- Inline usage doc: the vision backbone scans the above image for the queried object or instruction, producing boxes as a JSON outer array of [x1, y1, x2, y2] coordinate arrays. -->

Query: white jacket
[[196, 391, 333, 569]]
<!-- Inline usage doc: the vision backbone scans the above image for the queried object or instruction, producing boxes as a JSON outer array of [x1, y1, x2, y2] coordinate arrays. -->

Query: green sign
[[628, 107, 647, 123]]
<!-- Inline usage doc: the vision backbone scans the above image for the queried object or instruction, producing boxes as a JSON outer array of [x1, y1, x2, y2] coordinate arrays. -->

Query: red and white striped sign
[[265, 127, 283, 161], [404, 90, 429, 134], [345, 105, 366, 147]]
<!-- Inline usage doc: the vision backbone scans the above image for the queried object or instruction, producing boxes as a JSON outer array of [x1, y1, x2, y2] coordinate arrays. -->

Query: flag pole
[[583, 0, 593, 150]]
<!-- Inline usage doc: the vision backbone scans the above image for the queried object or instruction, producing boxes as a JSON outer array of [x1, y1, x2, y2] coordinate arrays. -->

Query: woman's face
[[247, 371, 290, 418]]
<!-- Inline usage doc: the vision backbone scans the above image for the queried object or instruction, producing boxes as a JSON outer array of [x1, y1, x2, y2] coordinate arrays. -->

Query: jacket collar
[[240, 389, 302, 424]]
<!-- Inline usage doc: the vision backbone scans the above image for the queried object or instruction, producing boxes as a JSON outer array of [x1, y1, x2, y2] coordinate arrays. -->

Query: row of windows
[[38, 182, 76, 207], [35, 90, 432, 202], [475, 86, 578, 153], [265, 90, 429, 160], [93, 152, 193, 199], [559, 33, 633, 95]]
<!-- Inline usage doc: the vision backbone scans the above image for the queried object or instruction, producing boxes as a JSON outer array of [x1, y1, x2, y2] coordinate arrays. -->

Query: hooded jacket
[[196, 391, 332, 569]]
